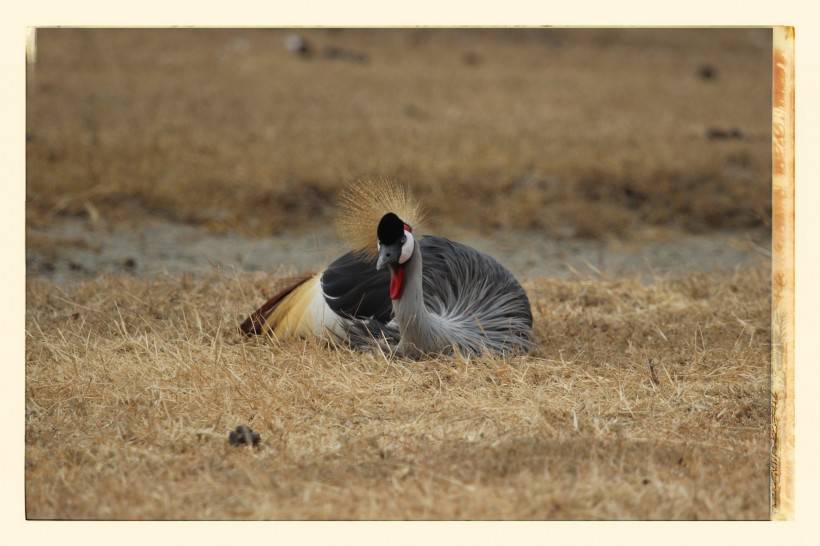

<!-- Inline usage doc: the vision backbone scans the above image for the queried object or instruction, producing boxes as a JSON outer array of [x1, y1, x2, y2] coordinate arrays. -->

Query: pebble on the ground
[[228, 425, 261, 447]]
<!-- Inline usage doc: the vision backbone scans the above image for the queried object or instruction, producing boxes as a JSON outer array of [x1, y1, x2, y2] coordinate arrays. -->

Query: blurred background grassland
[[26, 28, 772, 239]]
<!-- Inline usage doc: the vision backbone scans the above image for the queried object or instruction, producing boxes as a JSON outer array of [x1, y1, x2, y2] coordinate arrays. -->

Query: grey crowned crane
[[240, 180, 533, 357]]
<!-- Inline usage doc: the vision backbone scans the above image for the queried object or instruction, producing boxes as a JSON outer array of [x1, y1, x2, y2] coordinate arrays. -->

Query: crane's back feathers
[[321, 251, 392, 323]]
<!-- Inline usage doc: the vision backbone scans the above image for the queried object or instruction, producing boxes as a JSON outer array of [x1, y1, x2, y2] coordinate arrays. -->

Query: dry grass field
[[26, 266, 770, 519], [25, 28, 773, 520]]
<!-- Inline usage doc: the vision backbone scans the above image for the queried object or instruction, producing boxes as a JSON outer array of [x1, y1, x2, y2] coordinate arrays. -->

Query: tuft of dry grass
[[26, 28, 772, 238], [26, 265, 770, 519]]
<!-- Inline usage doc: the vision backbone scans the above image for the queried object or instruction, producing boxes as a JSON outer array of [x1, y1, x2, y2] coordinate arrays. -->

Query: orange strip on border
[[770, 25, 794, 521]]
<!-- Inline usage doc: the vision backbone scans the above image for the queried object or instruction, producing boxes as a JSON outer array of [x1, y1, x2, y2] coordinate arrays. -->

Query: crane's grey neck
[[390, 240, 440, 357]]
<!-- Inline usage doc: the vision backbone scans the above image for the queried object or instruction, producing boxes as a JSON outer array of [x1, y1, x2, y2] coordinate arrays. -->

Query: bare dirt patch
[[27, 218, 770, 284]]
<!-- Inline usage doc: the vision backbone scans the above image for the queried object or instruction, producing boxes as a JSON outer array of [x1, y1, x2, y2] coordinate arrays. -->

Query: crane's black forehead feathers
[[377, 212, 405, 244]]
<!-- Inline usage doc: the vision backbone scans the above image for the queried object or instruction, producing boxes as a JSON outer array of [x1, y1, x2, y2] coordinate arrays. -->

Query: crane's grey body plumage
[[321, 235, 533, 357]]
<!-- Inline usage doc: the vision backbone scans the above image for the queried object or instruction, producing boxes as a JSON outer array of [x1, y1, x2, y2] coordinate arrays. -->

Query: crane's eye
[[400, 235, 407, 244]]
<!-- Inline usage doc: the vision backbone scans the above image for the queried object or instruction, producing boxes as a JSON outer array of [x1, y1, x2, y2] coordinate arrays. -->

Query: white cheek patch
[[399, 231, 414, 264]]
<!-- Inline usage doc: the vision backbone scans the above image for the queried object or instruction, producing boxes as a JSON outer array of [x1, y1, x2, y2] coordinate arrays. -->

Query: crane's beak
[[376, 242, 402, 270]]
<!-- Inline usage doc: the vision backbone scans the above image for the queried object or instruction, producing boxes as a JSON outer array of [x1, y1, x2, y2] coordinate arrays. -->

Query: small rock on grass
[[462, 51, 481, 66], [697, 64, 717, 80], [322, 46, 369, 64], [706, 127, 743, 140], [285, 34, 311, 56], [228, 425, 261, 447]]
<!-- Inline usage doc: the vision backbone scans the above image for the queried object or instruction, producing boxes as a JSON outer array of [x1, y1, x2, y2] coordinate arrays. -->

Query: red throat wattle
[[389, 264, 406, 300]]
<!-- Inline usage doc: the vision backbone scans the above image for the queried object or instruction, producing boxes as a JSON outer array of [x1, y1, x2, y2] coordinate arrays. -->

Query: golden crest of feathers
[[336, 178, 426, 258]]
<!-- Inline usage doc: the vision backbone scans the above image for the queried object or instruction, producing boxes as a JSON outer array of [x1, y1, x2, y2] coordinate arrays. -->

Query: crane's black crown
[[377, 212, 405, 245]]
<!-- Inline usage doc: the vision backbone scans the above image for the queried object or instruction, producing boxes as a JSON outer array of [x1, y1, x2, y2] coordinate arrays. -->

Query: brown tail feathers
[[240, 274, 315, 336]]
